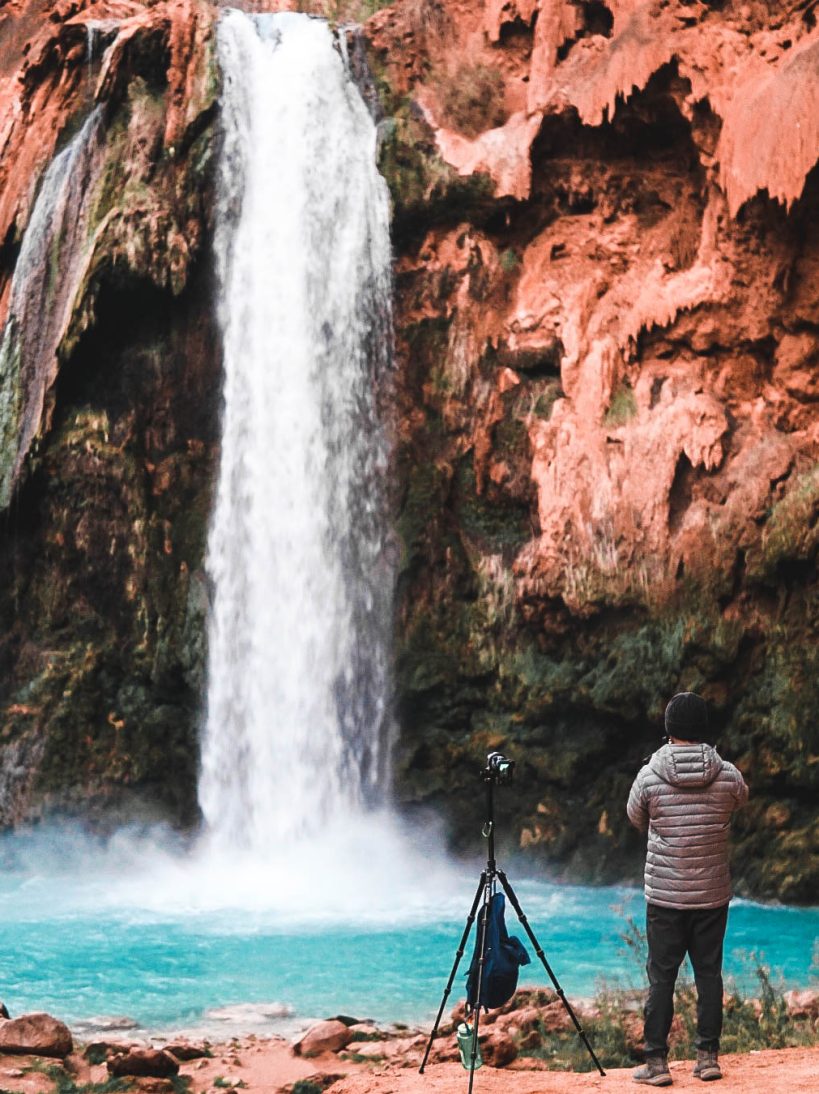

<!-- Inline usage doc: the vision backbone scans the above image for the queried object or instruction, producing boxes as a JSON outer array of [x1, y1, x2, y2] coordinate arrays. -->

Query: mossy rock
[[376, 100, 494, 246]]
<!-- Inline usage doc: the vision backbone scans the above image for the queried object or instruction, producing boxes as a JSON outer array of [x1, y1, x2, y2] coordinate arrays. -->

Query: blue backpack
[[465, 892, 530, 1010]]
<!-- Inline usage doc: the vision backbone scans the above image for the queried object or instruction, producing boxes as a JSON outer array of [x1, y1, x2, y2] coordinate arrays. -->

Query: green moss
[[604, 380, 637, 427], [499, 248, 520, 272], [452, 457, 530, 553], [532, 381, 562, 419], [88, 80, 163, 229], [376, 98, 494, 242], [396, 460, 450, 574]]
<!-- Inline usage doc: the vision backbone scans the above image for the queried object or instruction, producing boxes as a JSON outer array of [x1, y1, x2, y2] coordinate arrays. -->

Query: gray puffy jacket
[[627, 743, 749, 909]]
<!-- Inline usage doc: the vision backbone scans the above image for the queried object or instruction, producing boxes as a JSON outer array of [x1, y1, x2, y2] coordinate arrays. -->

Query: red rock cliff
[[369, 0, 819, 900]]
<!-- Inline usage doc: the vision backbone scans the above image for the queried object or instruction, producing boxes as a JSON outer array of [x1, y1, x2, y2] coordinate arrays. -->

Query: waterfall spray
[[200, 11, 394, 853]]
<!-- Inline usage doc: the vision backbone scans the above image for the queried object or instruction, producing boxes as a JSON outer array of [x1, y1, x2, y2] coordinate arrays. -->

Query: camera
[[483, 751, 515, 785]]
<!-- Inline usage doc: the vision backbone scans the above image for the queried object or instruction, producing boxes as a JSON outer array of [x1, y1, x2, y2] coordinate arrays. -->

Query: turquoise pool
[[1, 822, 816, 1037]]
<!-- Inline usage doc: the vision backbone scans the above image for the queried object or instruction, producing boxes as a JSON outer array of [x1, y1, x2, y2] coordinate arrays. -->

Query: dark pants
[[644, 902, 728, 1056]]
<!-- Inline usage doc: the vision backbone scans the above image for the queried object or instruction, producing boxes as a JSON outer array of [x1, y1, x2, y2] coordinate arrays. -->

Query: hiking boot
[[633, 1055, 672, 1086], [693, 1049, 722, 1081]]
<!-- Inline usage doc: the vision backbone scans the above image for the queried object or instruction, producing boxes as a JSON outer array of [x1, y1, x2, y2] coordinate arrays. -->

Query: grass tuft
[[517, 917, 819, 1071]]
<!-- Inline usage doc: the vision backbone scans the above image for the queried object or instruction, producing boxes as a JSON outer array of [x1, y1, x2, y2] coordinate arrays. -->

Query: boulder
[[107, 1048, 180, 1078], [479, 1028, 517, 1068], [427, 1037, 459, 1064], [293, 1020, 353, 1057], [0, 1013, 72, 1058], [539, 1000, 573, 1033], [494, 1005, 541, 1034]]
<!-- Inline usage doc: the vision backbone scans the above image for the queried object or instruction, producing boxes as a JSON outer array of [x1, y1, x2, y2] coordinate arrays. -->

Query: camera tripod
[[419, 761, 605, 1090]]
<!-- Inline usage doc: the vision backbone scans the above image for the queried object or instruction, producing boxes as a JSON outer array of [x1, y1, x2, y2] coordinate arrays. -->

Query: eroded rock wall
[[367, 0, 819, 900], [0, 0, 219, 827]]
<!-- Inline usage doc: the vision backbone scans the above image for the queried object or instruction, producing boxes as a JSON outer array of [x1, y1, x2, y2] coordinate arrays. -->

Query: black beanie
[[664, 692, 710, 742]]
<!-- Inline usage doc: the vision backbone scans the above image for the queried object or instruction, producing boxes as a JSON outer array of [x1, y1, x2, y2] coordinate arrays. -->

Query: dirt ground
[[2, 1038, 818, 1093], [177, 1039, 819, 1094]]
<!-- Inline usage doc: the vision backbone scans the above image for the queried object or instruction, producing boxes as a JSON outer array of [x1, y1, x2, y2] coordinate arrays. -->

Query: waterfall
[[0, 109, 103, 509], [199, 10, 394, 853]]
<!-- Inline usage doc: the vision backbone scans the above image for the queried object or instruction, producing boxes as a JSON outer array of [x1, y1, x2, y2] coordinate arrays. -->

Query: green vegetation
[[746, 463, 819, 581], [295, 0, 392, 21], [452, 457, 531, 553], [24, 1063, 135, 1094], [289, 1083, 325, 1094], [531, 380, 563, 419], [340, 1051, 384, 1063], [500, 248, 520, 272], [517, 919, 819, 1071], [376, 97, 494, 242], [604, 380, 637, 426], [288, 1079, 343, 1094]]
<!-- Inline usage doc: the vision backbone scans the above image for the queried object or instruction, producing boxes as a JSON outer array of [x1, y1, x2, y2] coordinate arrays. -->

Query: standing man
[[627, 692, 749, 1086]]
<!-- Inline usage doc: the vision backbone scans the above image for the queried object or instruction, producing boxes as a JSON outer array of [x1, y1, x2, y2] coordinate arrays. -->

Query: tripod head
[[480, 752, 514, 873], [482, 751, 515, 785]]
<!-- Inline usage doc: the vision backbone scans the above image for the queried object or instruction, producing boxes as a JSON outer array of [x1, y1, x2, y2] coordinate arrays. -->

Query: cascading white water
[[0, 108, 103, 508], [200, 10, 394, 853]]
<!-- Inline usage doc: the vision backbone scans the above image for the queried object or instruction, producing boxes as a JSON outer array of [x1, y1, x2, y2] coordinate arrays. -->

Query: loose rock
[[163, 1039, 212, 1060], [107, 1048, 180, 1078], [293, 1019, 353, 1057], [130, 1080, 175, 1093], [0, 1013, 73, 1058]]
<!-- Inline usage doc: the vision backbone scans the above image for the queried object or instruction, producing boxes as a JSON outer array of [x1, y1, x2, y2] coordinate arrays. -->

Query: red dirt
[[175, 1039, 819, 1094]]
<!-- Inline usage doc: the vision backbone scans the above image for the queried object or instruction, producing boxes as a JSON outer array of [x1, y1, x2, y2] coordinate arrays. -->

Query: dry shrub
[[405, 0, 450, 41], [435, 61, 508, 139]]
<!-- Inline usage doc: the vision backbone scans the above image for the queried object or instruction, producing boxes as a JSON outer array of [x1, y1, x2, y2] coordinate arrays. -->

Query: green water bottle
[[456, 1021, 483, 1071]]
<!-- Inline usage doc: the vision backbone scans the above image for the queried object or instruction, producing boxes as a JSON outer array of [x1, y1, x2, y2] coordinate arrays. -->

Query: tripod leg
[[497, 870, 606, 1077], [466, 879, 492, 1094], [418, 872, 486, 1074]]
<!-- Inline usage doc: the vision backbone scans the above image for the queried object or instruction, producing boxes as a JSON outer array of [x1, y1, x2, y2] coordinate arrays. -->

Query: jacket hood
[[649, 742, 723, 788]]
